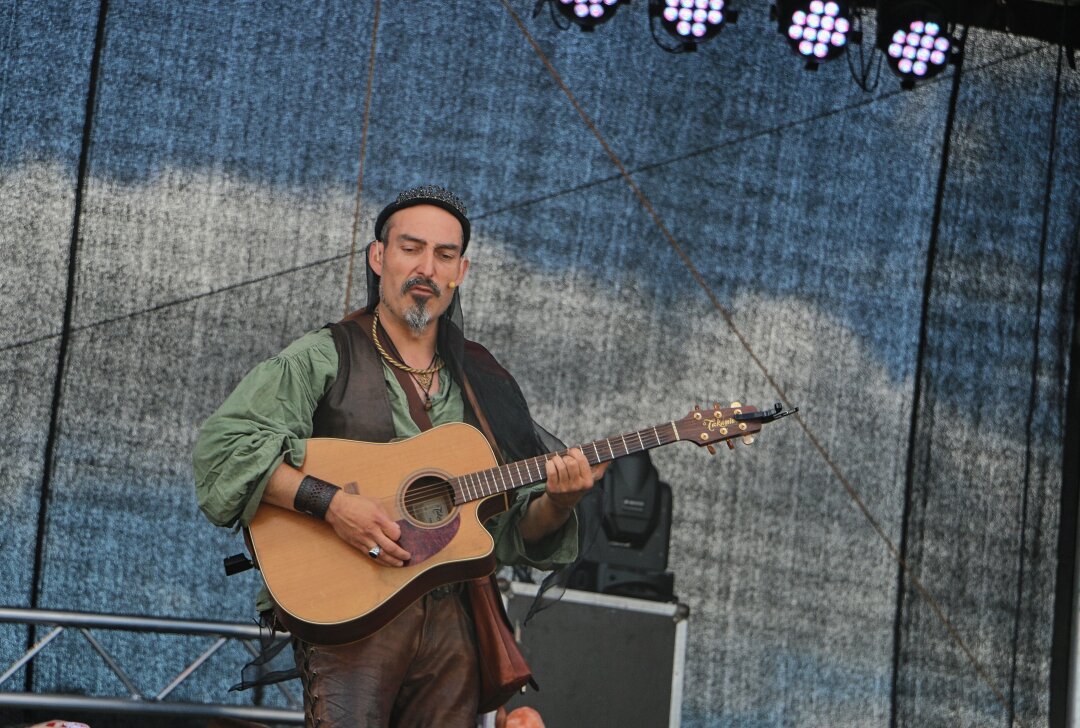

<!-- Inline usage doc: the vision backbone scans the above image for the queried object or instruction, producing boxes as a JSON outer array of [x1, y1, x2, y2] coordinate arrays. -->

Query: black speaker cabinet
[[504, 582, 689, 728]]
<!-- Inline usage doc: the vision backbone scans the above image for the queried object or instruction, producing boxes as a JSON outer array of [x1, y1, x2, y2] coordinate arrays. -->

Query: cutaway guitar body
[[244, 402, 794, 645], [246, 423, 506, 645]]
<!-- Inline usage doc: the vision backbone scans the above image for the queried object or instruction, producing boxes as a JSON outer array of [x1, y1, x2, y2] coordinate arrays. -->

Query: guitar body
[[242, 402, 790, 645], [246, 422, 507, 645]]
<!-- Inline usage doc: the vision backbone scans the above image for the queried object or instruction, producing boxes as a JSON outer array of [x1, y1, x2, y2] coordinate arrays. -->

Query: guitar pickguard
[[396, 515, 461, 564]]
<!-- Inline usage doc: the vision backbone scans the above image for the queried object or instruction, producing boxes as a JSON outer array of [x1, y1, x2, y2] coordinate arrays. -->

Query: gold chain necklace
[[371, 310, 444, 389]]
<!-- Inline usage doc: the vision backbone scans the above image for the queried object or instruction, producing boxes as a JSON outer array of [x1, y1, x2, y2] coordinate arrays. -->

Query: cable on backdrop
[[342, 0, 382, 316]]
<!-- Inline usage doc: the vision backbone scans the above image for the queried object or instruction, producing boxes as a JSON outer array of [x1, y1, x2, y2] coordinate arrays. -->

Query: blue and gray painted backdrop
[[2, 1, 1077, 726]]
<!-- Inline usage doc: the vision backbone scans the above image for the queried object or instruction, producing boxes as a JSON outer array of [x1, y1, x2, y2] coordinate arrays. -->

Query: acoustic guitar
[[246, 402, 794, 644]]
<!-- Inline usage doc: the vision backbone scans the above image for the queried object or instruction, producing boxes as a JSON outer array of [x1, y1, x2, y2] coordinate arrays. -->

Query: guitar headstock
[[676, 402, 760, 453], [675, 401, 796, 454]]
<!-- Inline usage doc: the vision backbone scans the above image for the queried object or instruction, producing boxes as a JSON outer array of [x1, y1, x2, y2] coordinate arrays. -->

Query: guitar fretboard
[[449, 421, 683, 505]]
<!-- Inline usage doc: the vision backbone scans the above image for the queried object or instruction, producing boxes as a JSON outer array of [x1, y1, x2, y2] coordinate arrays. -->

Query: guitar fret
[[454, 417, 718, 505]]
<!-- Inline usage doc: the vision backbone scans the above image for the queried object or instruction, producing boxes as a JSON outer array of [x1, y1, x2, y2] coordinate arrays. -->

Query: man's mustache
[[402, 277, 441, 297]]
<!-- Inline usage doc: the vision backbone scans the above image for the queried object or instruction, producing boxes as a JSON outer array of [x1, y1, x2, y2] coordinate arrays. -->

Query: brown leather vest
[[310, 318, 480, 442], [311, 319, 397, 442]]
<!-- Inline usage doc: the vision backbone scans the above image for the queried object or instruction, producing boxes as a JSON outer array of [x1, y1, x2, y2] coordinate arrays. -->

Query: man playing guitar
[[194, 185, 607, 727]]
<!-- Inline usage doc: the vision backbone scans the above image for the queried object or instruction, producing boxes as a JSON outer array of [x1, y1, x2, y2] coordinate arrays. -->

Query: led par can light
[[556, 0, 625, 29], [655, 0, 731, 44], [775, 0, 856, 64], [877, 1, 956, 83]]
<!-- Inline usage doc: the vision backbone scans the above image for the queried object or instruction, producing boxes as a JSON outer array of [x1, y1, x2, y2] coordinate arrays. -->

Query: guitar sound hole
[[403, 476, 456, 526]]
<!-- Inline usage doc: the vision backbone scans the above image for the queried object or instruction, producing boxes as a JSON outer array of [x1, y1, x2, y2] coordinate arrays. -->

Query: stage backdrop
[[2, 1, 1077, 726]]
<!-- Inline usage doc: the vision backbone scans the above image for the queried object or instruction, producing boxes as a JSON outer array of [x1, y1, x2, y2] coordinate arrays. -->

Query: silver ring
[[367, 545, 381, 559]]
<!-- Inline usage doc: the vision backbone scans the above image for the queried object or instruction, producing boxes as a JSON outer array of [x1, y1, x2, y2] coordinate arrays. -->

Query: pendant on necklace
[[416, 372, 433, 389]]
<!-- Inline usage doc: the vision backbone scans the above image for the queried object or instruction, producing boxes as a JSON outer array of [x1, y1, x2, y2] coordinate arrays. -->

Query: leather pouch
[[468, 573, 538, 713]]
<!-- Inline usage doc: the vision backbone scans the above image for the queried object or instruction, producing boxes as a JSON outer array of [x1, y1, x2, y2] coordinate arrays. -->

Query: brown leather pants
[[293, 590, 480, 728]]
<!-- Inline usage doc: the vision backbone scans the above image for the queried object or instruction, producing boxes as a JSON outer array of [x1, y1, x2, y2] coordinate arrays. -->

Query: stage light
[[774, 0, 858, 67], [877, 1, 956, 86], [554, 0, 625, 30], [566, 451, 675, 602], [650, 0, 736, 48]]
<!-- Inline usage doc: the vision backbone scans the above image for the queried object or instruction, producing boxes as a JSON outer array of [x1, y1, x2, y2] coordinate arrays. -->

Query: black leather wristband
[[294, 475, 341, 520]]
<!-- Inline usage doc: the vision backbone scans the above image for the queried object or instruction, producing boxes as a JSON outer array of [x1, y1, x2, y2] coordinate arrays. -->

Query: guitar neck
[[449, 421, 684, 506]]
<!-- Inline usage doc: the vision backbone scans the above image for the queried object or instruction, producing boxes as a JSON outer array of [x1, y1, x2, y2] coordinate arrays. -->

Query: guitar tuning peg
[[694, 404, 701, 411], [725, 440, 735, 450], [706, 444, 717, 455], [742, 434, 755, 446], [729, 401, 742, 408]]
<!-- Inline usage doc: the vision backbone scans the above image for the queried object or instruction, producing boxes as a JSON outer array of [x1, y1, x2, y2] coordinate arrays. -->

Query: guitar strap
[[457, 372, 539, 711], [459, 376, 501, 463]]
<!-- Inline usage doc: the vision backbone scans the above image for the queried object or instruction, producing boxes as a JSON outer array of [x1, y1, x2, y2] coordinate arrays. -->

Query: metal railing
[[0, 607, 303, 724]]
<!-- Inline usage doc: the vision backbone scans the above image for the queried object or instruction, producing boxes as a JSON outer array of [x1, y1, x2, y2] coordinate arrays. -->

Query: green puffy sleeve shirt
[[193, 328, 577, 609]]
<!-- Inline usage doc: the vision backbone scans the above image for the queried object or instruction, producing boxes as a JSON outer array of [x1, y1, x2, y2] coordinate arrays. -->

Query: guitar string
[[387, 426, 680, 508], [388, 430, 669, 507], [392, 442, 637, 507], [341, 0, 381, 316]]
